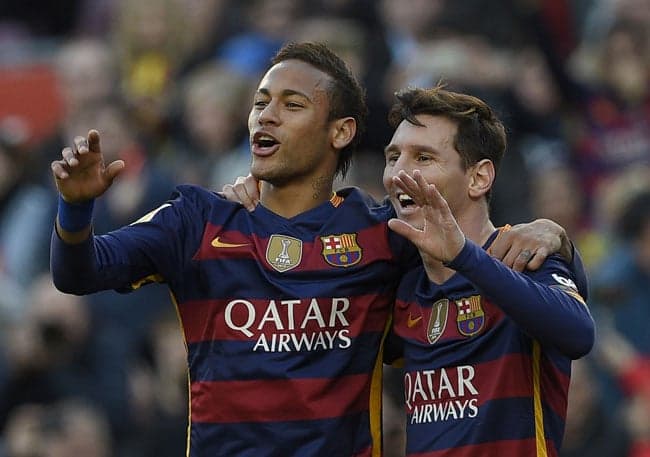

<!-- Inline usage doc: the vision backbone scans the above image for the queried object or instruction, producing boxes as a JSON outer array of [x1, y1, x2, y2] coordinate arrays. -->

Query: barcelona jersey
[[389, 231, 593, 457], [51, 185, 417, 457]]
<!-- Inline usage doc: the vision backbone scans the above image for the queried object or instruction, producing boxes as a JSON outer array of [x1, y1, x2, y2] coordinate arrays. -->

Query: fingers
[[51, 160, 70, 179], [61, 146, 78, 167], [511, 249, 533, 272], [59, 129, 100, 169], [490, 242, 549, 272], [73, 136, 89, 155], [104, 160, 125, 183], [87, 129, 101, 153], [387, 217, 417, 242], [242, 174, 260, 203], [526, 246, 549, 271], [392, 170, 423, 204], [221, 175, 259, 211]]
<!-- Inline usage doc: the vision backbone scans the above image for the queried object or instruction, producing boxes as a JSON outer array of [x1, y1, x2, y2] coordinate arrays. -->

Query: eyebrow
[[257, 88, 312, 101], [384, 143, 438, 155]]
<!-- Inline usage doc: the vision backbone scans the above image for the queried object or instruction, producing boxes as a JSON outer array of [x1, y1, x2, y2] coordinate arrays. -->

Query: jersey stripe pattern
[[391, 235, 587, 457], [79, 185, 416, 457]]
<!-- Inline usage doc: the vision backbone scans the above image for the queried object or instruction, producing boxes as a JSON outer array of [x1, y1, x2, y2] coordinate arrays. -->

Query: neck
[[259, 176, 334, 218], [456, 204, 496, 248]]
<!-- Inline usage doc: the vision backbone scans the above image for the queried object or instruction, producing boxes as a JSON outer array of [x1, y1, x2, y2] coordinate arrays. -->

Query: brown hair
[[388, 84, 506, 179]]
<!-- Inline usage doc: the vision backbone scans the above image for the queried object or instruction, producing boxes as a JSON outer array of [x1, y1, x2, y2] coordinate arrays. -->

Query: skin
[[383, 113, 530, 281], [51, 58, 357, 241], [51, 130, 124, 243], [248, 59, 355, 218]]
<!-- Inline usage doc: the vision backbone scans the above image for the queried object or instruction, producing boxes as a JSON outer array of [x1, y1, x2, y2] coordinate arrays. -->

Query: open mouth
[[397, 193, 415, 208], [256, 136, 278, 148], [251, 132, 281, 156]]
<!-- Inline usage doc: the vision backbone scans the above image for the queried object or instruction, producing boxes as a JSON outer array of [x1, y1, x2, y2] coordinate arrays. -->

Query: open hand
[[387, 170, 465, 264], [51, 129, 125, 203]]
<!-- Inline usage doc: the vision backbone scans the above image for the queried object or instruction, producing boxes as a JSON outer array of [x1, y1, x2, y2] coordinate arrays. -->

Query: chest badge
[[427, 299, 449, 344], [266, 234, 302, 272], [320, 233, 362, 267], [455, 295, 485, 337]]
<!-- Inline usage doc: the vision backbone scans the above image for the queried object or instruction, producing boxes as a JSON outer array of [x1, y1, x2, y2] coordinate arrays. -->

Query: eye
[[385, 153, 399, 164], [253, 99, 268, 109], [416, 153, 433, 163], [286, 101, 304, 109]]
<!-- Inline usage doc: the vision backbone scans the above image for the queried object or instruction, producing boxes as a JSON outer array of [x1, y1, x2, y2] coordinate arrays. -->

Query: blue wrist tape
[[57, 195, 94, 232]]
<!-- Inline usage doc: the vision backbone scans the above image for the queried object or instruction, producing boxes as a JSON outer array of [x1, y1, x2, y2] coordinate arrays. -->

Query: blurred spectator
[[523, 6, 650, 213], [529, 164, 606, 270], [492, 46, 570, 225], [119, 309, 187, 457], [174, 0, 235, 75], [1, 399, 112, 457], [382, 366, 406, 457], [169, 62, 251, 188], [596, 327, 650, 457], [560, 358, 630, 457], [113, 0, 188, 147], [591, 187, 650, 353], [0, 275, 130, 438], [216, 0, 301, 80], [589, 185, 650, 455]]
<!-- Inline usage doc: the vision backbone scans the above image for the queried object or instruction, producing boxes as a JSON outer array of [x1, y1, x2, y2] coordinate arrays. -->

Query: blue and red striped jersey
[[51, 185, 418, 457], [389, 232, 593, 457]]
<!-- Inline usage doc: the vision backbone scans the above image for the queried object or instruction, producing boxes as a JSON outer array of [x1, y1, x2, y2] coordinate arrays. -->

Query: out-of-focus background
[[0, 0, 648, 456]]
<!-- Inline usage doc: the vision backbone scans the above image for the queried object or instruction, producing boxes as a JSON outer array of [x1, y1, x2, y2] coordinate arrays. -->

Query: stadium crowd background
[[0, 0, 649, 455]]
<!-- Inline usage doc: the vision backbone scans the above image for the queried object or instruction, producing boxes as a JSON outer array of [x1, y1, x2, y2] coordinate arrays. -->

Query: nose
[[257, 101, 280, 126], [392, 154, 411, 173]]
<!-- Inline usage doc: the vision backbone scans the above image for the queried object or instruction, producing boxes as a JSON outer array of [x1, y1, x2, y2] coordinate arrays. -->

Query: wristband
[[57, 195, 94, 232]]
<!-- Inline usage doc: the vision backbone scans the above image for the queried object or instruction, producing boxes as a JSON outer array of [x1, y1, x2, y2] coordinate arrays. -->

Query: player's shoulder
[[171, 184, 238, 211], [336, 186, 394, 221]]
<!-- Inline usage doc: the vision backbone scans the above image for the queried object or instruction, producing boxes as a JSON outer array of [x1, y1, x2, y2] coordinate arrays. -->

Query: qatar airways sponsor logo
[[224, 297, 352, 352], [405, 365, 479, 424]]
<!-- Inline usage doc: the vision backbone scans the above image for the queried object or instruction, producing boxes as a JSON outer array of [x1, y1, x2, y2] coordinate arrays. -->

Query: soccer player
[[383, 86, 595, 456], [50, 42, 572, 456]]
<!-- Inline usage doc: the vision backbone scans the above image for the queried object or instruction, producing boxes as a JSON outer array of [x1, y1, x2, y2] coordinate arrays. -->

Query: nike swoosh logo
[[407, 313, 423, 328], [211, 237, 250, 248]]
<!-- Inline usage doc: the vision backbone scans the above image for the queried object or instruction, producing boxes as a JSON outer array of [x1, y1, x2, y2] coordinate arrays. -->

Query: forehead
[[390, 114, 457, 149], [257, 59, 331, 99]]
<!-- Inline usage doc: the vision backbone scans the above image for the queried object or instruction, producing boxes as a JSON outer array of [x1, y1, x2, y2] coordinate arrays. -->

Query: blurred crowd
[[0, 0, 649, 456]]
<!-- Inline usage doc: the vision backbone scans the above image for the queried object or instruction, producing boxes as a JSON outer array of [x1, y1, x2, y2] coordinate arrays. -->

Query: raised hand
[[387, 170, 465, 264], [51, 129, 125, 203]]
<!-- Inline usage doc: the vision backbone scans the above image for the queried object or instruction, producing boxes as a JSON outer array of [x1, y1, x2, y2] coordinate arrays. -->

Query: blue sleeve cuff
[[57, 195, 94, 232]]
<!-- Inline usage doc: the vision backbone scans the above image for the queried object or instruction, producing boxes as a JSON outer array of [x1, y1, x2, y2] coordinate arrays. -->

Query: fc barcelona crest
[[320, 233, 362, 267], [455, 295, 485, 337], [266, 234, 302, 272], [427, 299, 449, 344]]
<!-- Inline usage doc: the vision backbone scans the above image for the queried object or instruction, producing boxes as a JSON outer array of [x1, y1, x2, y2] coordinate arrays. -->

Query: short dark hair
[[272, 41, 367, 178], [388, 85, 506, 201]]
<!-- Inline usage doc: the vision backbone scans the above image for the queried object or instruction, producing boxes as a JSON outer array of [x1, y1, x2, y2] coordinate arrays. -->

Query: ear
[[330, 117, 356, 150], [468, 159, 495, 199]]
